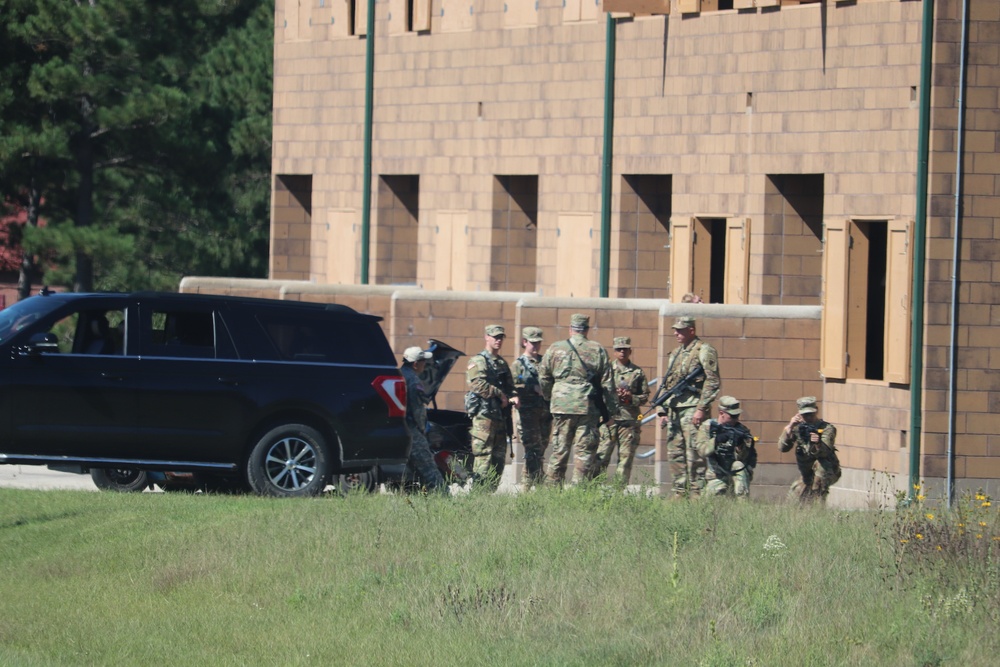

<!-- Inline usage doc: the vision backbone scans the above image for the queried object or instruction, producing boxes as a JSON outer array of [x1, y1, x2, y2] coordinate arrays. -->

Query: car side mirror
[[18, 332, 60, 357]]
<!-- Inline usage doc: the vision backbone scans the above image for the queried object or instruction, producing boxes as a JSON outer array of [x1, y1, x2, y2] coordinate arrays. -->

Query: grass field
[[1, 482, 998, 666]]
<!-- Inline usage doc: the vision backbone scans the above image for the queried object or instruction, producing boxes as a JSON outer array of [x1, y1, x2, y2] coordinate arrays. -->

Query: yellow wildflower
[[983, 502, 992, 508], [936, 545, 943, 551], [917, 495, 926, 502], [914, 484, 922, 491], [977, 534, 984, 539], [979, 521, 987, 527], [916, 533, 924, 540], [926, 513, 935, 520], [900, 539, 909, 544]]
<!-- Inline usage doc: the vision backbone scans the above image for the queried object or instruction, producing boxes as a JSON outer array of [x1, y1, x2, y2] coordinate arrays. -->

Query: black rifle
[[638, 366, 705, 426], [796, 420, 829, 458], [566, 339, 611, 425], [705, 421, 756, 480]]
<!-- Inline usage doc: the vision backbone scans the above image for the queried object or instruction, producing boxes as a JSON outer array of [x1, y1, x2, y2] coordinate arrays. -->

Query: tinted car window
[[47, 308, 126, 355], [257, 313, 388, 363], [144, 308, 237, 359]]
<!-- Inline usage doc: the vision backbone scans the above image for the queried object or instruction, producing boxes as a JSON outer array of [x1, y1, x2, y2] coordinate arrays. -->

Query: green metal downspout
[[599, 16, 617, 298], [908, 0, 935, 499], [360, 0, 377, 284]]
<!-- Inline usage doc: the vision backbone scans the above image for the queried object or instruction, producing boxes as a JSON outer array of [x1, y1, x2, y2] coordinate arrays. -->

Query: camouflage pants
[[470, 415, 508, 491], [406, 424, 444, 490], [664, 406, 705, 497], [705, 460, 752, 498], [517, 406, 551, 486], [596, 420, 641, 484], [546, 413, 600, 484], [789, 453, 842, 504]]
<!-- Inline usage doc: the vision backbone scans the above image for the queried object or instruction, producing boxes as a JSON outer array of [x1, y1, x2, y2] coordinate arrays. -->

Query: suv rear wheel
[[247, 424, 332, 497], [90, 468, 151, 492]]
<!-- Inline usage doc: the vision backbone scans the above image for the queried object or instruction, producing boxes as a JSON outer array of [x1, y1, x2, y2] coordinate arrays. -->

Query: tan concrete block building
[[235, 0, 1000, 504]]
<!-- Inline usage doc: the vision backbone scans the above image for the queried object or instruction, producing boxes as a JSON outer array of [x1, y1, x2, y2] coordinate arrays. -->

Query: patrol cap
[[719, 396, 742, 416], [613, 336, 632, 349], [570, 313, 590, 329], [671, 316, 696, 330], [796, 396, 818, 414], [522, 326, 543, 342], [485, 324, 506, 337], [403, 346, 432, 363]]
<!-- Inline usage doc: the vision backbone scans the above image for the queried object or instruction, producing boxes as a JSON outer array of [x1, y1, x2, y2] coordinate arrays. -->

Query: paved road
[[0, 465, 98, 491]]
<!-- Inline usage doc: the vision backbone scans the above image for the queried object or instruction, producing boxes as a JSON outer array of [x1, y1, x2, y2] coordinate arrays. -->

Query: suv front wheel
[[247, 424, 332, 497]]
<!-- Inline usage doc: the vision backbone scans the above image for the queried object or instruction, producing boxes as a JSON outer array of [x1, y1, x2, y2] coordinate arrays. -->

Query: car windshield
[[0, 295, 65, 344]]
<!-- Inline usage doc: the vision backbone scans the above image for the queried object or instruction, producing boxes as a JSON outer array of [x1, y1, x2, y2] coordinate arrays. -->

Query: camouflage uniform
[[466, 328, 516, 490], [513, 333, 551, 485], [695, 397, 756, 498], [779, 397, 841, 504], [656, 317, 721, 497], [401, 356, 444, 491], [538, 314, 613, 484], [596, 337, 649, 484]]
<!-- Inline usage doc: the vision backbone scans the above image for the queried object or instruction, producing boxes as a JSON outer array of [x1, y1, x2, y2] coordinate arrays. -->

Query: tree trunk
[[74, 91, 95, 293], [16, 182, 41, 300]]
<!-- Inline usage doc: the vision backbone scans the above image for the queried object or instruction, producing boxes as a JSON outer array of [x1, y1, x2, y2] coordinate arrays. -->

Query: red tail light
[[372, 375, 407, 418]]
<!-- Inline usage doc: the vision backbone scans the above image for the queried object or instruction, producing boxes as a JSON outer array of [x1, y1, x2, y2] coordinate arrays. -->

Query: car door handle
[[100, 372, 124, 382], [218, 377, 240, 386]]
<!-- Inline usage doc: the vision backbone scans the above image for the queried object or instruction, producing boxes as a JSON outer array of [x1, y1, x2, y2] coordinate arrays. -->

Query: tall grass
[[1, 483, 998, 666]]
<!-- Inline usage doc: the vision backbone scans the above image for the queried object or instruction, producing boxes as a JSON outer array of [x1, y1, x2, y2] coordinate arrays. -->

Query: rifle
[[637, 366, 705, 426], [796, 421, 829, 457]]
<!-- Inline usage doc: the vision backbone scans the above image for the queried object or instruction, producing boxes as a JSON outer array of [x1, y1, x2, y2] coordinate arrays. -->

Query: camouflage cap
[[570, 313, 590, 329], [522, 326, 543, 342], [613, 336, 632, 349], [485, 324, 506, 337], [718, 396, 742, 416], [403, 346, 432, 363], [671, 316, 696, 330], [796, 396, 818, 414]]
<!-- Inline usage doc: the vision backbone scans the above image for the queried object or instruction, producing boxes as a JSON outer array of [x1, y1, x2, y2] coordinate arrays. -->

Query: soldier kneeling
[[696, 396, 757, 498]]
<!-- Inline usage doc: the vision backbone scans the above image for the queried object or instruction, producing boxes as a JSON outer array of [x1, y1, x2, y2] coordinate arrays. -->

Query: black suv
[[0, 291, 410, 496]]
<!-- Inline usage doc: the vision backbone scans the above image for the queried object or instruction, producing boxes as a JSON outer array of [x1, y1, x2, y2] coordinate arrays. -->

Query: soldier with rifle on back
[[695, 396, 757, 498], [655, 316, 721, 498], [465, 324, 519, 491], [538, 313, 614, 485]]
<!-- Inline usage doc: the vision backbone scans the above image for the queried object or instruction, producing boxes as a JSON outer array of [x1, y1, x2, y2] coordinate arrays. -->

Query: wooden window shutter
[[820, 219, 850, 379], [413, 0, 433, 30], [883, 218, 913, 383], [724, 217, 751, 305], [669, 217, 694, 302], [355, 0, 369, 35]]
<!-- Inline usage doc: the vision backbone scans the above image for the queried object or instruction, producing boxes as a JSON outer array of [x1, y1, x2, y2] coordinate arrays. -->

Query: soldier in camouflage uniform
[[595, 336, 649, 485], [538, 313, 614, 484], [465, 324, 519, 491], [695, 396, 757, 498], [656, 316, 721, 497], [400, 346, 445, 492], [512, 326, 551, 486], [779, 396, 841, 504]]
